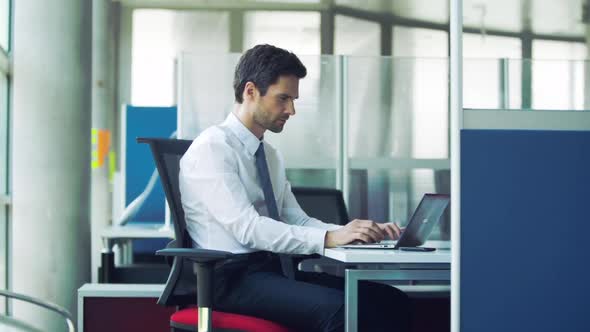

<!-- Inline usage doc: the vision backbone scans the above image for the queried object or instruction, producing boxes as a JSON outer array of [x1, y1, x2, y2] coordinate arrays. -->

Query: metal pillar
[[450, 0, 463, 331]]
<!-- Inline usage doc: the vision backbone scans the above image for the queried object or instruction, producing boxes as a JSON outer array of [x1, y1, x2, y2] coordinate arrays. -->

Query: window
[[463, 34, 522, 109], [243, 11, 320, 55], [532, 40, 586, 110], [334, 15, 379, 55], [131, 9, 230, 106]]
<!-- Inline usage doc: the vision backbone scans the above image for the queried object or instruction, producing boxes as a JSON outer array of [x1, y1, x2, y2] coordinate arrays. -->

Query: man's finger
[[362, 226, 384, 242], [390, 223, 402, 239], [380, 224, 396, 240], [358, 225, 385, 243]]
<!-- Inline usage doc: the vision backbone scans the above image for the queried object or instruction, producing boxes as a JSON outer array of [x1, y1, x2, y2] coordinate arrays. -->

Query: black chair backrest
[[138, 137, 196, 306], [292, 187, 349, 225]]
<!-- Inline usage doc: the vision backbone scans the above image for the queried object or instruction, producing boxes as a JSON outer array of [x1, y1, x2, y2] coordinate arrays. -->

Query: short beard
[[253, 108, 284, 133]]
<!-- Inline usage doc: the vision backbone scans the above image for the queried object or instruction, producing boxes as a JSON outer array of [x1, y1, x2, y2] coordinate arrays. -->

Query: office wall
[[11, 0, 91, 329]]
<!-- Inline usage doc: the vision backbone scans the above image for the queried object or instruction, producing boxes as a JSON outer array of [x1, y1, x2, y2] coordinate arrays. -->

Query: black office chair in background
[[290, 187, 349, 275], [291, 187, 349, 226], [138, 137, 292, 332]]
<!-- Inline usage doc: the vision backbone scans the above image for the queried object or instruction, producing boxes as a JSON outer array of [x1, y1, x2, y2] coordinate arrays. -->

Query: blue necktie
[[255, 142, 295, 280]]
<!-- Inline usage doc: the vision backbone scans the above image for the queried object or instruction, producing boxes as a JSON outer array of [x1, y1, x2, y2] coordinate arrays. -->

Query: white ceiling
[[117, 0, 588, 37], [337, 0, 586, 37]]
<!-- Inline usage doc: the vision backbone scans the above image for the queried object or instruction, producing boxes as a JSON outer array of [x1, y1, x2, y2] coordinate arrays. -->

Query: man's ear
[[243, 81, 259, 101]]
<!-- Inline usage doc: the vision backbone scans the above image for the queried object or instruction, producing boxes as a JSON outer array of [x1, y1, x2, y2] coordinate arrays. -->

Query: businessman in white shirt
[[179, 44, 410, 332]]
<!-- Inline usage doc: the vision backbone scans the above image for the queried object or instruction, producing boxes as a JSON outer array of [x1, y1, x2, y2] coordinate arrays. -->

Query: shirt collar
[[223, 112, 262, 156]]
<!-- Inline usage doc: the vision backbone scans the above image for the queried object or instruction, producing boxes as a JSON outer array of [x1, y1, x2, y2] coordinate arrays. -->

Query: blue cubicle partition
[[461, 129, 590, 331], [125, 105, 177, 222], [124, 105, 177, 253]]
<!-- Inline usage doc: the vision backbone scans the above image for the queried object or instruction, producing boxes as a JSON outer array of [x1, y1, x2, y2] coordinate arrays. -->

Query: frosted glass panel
[[177, 54, 339, 186], [177, 53, 240, 139], [0, 0, 8, 51], [532, 41, 586, 110], [0, 73, 6, 314], [178, 53, 451, 227], [346, 57, 449, 228], [346, 57, 449, 159], [132, 9, 229, 106], [243, 11, 320, 55], [463, 34, 522, 109], [464, 59, 502, 109], [265, 55, 338, 172]]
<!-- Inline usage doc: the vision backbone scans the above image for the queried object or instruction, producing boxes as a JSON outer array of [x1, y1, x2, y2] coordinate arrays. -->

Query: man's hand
[[377, 222, 403, 241], [324, 219, 402, 248]]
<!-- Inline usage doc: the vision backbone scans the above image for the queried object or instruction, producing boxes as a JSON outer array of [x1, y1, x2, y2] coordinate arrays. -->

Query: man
[[179, 44, 410, 332]]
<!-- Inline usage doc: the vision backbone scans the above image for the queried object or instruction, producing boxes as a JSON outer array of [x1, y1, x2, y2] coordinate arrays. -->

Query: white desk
[[101, 222, 174, 264], [323, 241, 451, 332]]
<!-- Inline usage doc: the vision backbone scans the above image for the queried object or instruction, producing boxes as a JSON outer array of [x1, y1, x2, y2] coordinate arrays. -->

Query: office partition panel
[[461, 110, 590, 332]]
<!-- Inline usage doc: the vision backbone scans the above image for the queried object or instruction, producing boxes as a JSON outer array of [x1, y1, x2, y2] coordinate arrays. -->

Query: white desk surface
[[78, 283, 164, 298], [324, 240, 451, 264], [101, 222, 174, 239]]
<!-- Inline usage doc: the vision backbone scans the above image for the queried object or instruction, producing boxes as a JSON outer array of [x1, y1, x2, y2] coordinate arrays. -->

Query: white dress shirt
[[179, 113, 342, 255]]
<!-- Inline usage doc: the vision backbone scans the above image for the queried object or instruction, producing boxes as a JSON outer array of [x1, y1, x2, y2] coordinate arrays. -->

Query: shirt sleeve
[[180, 139, 327, 255]]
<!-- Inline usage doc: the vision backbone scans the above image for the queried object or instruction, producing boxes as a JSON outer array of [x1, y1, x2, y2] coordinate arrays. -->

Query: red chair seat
[[171, 308, 293, 332]]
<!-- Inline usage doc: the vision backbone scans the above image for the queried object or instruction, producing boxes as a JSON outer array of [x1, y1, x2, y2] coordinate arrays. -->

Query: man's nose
[[286, 100, 296, 116]]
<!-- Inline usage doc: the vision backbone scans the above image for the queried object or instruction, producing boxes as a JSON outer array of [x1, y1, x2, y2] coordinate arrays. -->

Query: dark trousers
[[213, 252, 411, 332]]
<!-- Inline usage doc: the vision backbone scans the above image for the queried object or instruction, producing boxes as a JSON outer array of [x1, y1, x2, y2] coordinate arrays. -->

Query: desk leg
[[345, 269, 359, 332], [121, 240, 134, 264], [344, 268, 450, 332]]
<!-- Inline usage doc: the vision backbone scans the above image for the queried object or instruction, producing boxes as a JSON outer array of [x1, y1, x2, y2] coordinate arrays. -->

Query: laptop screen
[[396, 194, 450, 248]]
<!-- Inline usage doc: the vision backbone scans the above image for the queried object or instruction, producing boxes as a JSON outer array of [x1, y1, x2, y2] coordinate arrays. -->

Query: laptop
[[339, 193, 450, 251]]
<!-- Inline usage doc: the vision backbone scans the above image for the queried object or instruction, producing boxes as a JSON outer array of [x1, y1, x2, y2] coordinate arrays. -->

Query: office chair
[[291, 187, 349, 275], [138, 137, 292, 332], [291, 187, 349, 226]]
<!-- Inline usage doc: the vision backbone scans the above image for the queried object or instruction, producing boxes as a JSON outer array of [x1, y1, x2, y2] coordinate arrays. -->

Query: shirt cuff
[[307, 228, 328, 255]]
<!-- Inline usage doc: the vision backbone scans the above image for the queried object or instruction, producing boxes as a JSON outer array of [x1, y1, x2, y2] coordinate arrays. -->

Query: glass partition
[[176, 53, 589, 239], [464, 58, 588, 111], [0, 70, 7, 313], [345, 56, 450, 239], [0, 0, 8, 51], [531, 59, 586, 110], [266, 55, 339, 188], [177, 52, 239, 139], [178, 54, 452, 238], [178, 53, 340, 188]]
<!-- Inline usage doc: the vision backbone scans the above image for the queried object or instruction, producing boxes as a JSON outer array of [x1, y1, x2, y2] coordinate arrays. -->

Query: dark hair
[[233, 44, 307, 103]]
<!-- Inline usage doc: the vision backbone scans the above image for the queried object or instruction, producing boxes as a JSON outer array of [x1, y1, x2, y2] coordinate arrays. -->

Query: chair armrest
[[157, 248, 234, 308], [156, 248, 234, 264]]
